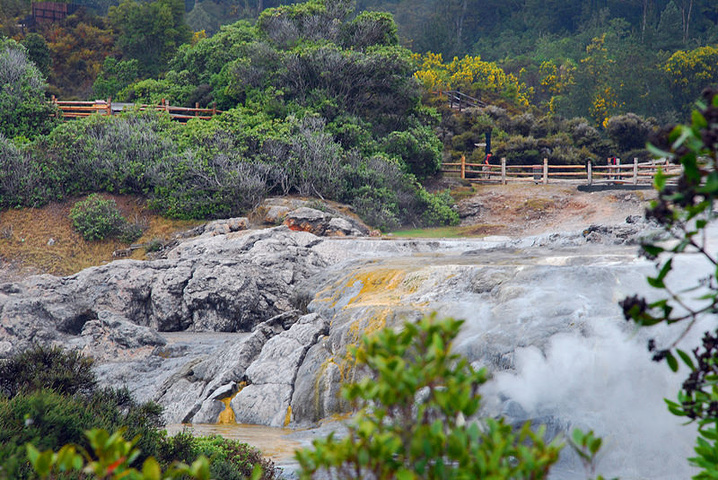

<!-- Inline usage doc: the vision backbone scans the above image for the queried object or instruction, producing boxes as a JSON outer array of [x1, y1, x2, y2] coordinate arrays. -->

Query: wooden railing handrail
[[51, 96, 220, 122], [442, 156, 680, 186]]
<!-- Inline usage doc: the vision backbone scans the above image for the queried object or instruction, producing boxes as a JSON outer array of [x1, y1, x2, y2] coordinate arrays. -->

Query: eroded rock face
[[0, 227, 329, 358]]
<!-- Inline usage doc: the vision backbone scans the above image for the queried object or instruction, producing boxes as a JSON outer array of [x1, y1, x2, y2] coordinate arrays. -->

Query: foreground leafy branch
[[27, 428, 213, 480], [295, 314, 562, 479], [621, 86, 718, 478]]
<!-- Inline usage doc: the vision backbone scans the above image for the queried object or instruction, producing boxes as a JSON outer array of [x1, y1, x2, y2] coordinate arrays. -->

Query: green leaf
[[666, 351, 679, 372], [693, 110, 708, 129], [647, 142, 672, 160], [142, 457, 161, 480], [396, 467, 416, 480], [642, 244, 665, 257], [647, 276, 665, 289], [654, 167, 667, 191], [677, 349, 696, 370], [657, 259, 673, 281]]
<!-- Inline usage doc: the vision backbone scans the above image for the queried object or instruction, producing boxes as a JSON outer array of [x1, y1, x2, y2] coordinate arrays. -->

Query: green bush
[[0, 345, 270, 480], [157, 430, 276, 480], [0, 38, 59, 140], [40, 112, 177, 196], [0, 345, 95, 399], [26, 428, 213, 480], [382, 125, 442, 179], [0, 135, 50, 208], [69, 194, 143, 243], [605, 113, 656, 153], [414, 188, 460, 227], [0, 387, 164, 478]]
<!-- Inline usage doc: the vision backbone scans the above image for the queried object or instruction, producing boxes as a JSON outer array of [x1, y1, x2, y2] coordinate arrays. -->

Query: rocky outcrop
[[581, 216, 663, 245], [255, 198, 370, 236], [0, 227, 329, 358], [284, 207, 368, 237], [231, 313, 330, 427]]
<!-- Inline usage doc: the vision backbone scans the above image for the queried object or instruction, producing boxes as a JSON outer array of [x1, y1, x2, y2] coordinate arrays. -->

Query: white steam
[[442, 246, 715, 479], [484, 321, 696, 479]]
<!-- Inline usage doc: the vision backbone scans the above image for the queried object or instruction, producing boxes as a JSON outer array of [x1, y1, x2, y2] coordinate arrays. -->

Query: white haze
[[485, 321, 697, 479], [444, 233, 718, 479]]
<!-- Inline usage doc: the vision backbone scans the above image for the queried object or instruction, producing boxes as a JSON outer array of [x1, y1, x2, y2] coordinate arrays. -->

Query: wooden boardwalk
[[442, 157, 681, 187], [51, 97, 220, 122]]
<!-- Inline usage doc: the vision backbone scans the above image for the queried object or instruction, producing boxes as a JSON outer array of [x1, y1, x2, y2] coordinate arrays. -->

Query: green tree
[[43, 11, 118, 99], [20, 33, 51, 78], [109, 0, 192, 77], [93, 57, 140, 100], [0, 38, 58, 139], [655, 0, 684, 49], [662, 44, 718, 114], [296, 315, 562, 479]]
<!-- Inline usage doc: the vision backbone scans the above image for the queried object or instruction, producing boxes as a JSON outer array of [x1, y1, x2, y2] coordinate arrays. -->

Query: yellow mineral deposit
[[284, 405, 292, 427], [216, 382, 246, 425]]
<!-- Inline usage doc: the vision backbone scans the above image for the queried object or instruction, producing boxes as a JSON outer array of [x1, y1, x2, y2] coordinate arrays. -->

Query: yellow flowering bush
[[663, 45, 718, 107], [413, 52, 532, 108]]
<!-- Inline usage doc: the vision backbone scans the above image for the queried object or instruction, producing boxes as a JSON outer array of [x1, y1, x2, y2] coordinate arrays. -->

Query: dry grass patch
[[0, 195, 203, 277]]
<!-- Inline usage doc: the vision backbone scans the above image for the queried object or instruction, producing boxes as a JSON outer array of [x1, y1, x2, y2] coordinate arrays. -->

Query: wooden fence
[[51, 97, 219, 122], [442, 157, 682, 186]]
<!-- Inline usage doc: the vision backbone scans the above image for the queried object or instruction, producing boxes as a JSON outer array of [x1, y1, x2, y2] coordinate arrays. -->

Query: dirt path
[[453, 184, 656, 237]]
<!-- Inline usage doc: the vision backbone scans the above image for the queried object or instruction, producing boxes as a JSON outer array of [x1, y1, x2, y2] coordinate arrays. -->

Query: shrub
[[0, 345, 269, 480], [0, 389, 95, 477], [0, 135, 50, 208], [295, 315, 562, 478], [413, 188, 460, 227], [341, 153, 407, 231], [147, 150, 272, 219], [40, 112, 177, 196], [0, 382, 164, 478], [26, 428, 212, 480], [0, 344, 96, 399], [69, 194, 143, 243], [0, 38, 59, 140], [157, 430, 276, 480], [382, 125, 442, 179], [605, 113, 656, 154]]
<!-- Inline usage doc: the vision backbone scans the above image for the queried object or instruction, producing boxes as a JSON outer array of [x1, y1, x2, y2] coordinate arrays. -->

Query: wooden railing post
[[195, 102, 199, 117], [633, 158, 638, 185], [460, 155, 466, 180], [587, 160, 592, 185], [501, 157, 506, 185], [543, 158, 548, 184], [616, 157, 621, 181]]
